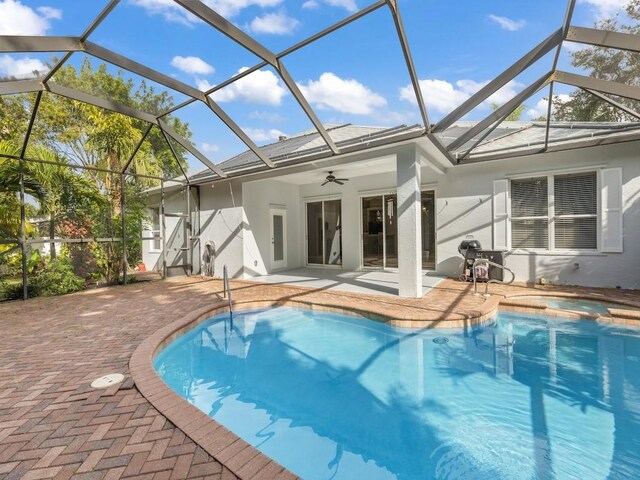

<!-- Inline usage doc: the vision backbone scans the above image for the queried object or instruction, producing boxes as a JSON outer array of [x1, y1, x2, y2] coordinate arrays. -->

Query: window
[[510, 171, 598, 251], [149, 208, 161, 252], [554, 172, 597, 249], [511, 177, 549, 249]]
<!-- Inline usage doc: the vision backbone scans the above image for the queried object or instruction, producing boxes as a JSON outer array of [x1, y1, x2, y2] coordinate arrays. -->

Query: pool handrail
[[222, 264, 233, 315], [472, 258, 515, 297]]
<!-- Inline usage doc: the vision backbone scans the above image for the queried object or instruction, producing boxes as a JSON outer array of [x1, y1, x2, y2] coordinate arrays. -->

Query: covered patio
[[251, 268, 446, 297]]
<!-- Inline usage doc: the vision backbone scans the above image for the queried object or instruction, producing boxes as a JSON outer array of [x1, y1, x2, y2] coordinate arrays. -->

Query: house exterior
[[142, 122, 640, 296]]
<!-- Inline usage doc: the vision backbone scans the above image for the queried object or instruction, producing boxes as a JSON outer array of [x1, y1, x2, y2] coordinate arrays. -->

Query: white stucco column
[[396, 146, 422, 298]]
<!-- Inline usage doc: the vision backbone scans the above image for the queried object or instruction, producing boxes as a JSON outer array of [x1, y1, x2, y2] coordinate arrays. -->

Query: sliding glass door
[[362, 191, 435, 269], [306, 200, 342, 266]]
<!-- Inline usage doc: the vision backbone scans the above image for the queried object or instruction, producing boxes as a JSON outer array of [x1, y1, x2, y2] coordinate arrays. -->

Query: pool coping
[[130, 292, 640, 480]]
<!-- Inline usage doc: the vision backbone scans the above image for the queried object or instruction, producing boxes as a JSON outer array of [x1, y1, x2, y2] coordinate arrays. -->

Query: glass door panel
[[421, 191, 436, 269], [306, 202, 324, 265], [324, 200, 342, 265], [270, 208, 287, 270], [307, 200, 342, 266], [362, 196, 384, 267], [384, 195, 398, 268], [273, 215, 284, 262]]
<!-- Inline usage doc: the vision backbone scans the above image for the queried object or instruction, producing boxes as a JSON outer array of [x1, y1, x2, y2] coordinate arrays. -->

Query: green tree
[[554, 1, 640, 121]]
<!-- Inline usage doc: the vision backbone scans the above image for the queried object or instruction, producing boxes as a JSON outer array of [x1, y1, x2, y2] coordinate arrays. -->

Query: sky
[[0, 0, 634, 172]]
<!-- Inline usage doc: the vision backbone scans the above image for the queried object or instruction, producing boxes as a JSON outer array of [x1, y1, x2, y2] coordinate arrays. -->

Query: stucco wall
[[242, 179, 302, 276], [439, 141, 640, 289], [148, 139, 639, 290], [198, 179, 245, 278]]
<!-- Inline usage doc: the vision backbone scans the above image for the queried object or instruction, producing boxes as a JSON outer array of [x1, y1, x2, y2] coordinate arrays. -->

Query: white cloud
[[526, 94, 571, 119], [323, 0, 357, 12], [400, 79, 469, 114], [302, 0, 319, 9], [37, 6, 61, 20], [201, 142, 220, 153], [129, 0, 283, 24], [0, 55, 48, 78], [249, 12, 300, 35], [171, 56, 215, 75], [488, 14, 526, 31], [243, 127, 287, 143], [400, 78, 523, 114], [577, 0, 627, 20], [298, 72, 386, 115], [0, 0, 60, 35], [195, 77, 214, 92], [209, 67, 288, 106], [128, 0, 197, 26]]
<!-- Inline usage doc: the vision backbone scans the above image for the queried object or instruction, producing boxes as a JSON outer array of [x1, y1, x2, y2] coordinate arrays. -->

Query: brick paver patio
[[0, 276, 638, 479]]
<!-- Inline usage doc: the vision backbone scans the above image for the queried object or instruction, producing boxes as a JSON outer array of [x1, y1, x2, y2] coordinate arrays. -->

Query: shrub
[[31, 258, 85, 297]]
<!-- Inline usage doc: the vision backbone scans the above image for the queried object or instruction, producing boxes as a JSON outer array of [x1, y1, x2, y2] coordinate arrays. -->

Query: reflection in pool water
[[155, 307, 640, 480]]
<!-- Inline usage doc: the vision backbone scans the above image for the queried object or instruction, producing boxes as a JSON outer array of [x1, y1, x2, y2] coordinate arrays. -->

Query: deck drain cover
[[433, 337, 449, 345], [91, 373, 124, 389]]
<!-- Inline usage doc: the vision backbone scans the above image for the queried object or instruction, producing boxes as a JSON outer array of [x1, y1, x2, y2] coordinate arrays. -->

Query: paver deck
[[0, 276, 637, 479]]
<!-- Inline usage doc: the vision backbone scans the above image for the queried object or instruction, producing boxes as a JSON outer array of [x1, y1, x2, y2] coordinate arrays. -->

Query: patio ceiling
[[0, 0, 639, 183]]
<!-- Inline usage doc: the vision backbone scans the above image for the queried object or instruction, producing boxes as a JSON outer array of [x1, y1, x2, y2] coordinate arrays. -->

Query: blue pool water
[[154, 307, 640, 480], [515, 296, 640, 316]]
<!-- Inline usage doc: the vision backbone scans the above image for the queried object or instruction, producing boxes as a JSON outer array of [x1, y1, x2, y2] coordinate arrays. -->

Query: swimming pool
[[154, 307, 640, 480], [513, 296, 640, 316]]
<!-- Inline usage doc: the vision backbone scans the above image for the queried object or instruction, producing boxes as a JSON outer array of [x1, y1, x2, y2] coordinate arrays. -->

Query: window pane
[[324, 200, 342, 265], [307, 202, 323, 265], [554, 172, 597, 216], [384, 195, 398, 268], [555, 217, 597, 250], [362, 196, 383, 267], [512, 219, 548, 249], [273, 215, 284, 262], [511, 177, 548, 217]]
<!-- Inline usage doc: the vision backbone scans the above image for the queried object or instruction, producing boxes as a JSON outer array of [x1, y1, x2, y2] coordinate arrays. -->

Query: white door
[[270, 208, 287, 270]]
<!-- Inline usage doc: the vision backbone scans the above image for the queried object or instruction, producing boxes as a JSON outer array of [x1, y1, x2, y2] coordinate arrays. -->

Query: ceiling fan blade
[[334, 180, 344, 185], [336, 178, 349, 182], [321, 180, 330, 186]]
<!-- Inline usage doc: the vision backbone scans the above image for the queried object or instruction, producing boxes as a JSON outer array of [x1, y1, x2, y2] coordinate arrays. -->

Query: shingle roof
[[189, 123, 423, 183], [186, 121, 640, 184]]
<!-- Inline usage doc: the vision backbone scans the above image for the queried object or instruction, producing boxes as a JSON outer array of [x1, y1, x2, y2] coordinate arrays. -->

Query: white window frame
[[149, 207, 162, 253], [509, 170, 600, 253]]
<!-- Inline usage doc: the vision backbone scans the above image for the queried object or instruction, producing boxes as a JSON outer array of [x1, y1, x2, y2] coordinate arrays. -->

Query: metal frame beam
[[122, 124, 153, 174], [170, 0, 340, 155], [84, 42, 205, 100], [204, 97, 274, 168], [43, 0, 120, 83], [583, 88, 640, 120], [276, 63, 340, 154], [545, 0, 576, 150], [0, 80, 43, 96], [447, 72, 553, 152], [158, 1, 385, 118], [554, 70, 640, 102], [386, 0, 430, 131], [46, 82, 158, 123], [566, 25, 640, 53], [172, 0, 277, 66], [434, 28, 562, 132], [159, 127, 190, 184], [0, 35, 80, 52], [158, 120, 226, 178]]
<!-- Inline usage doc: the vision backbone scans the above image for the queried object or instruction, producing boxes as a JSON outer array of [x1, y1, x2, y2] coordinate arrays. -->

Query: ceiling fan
[[322, 171, 349, 186]]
